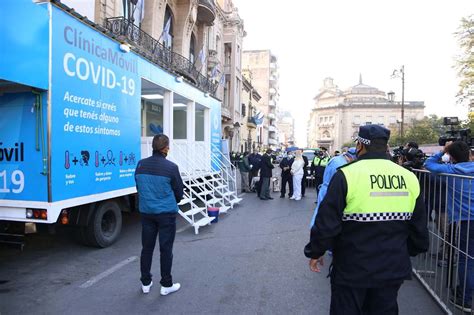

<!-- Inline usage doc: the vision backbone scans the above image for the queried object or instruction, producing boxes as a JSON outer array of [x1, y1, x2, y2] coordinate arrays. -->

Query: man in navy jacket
[[135, 134, 184, 296]]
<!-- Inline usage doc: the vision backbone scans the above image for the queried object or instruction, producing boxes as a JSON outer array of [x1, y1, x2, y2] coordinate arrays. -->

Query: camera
[[392, 146, 426, 169], [438, 117, 473, 147]]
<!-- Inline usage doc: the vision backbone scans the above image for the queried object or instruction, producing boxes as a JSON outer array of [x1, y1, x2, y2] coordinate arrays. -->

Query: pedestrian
[[279, 152, 294, 198], [238, 151, 251, 192], [290, 150, 305, 201], [311, 148, 330, 195], [424, 141, 474, 312], [301, 153, 309, 197], [304, 125, 429, 315], [259, 149, 274, 200], [248, 151, 261, 192], [310, 147, 357, 226], [135, 134, 183, 296]]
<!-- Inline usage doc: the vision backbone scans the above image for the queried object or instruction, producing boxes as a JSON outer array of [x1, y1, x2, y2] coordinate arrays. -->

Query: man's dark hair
[[406, 141, 419, 149], [447, 141, 470, 163], [152, 134, 169, 153], [365, 138, 388, 153]]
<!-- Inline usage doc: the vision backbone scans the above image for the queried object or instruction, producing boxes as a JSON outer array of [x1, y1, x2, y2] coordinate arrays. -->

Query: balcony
[[197, 0, 216, 25], [269, 87, 277, 95], [269, 100, 276, 107], [269, 125, 277, 133], [105, 17, 217, 96], [267, 113, 276, 120], [247, 117, 257, 129], [268, 138, 278, 145]]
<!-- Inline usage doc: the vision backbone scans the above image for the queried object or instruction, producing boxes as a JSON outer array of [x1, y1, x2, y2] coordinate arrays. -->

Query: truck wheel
[[86, 201, 122, 248]]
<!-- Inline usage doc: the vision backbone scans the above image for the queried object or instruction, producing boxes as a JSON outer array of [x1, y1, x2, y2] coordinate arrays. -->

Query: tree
[[454, 15, 474, 122], [389, 115, 445, 146]]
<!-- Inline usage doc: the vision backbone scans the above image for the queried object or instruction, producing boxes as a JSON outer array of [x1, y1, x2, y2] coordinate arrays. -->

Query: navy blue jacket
[[260, 153, 274, 178], [135, 152, 184, 214]]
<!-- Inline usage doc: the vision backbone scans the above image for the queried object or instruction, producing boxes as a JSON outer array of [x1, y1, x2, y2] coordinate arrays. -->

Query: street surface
[[0, 187, 442, 314]]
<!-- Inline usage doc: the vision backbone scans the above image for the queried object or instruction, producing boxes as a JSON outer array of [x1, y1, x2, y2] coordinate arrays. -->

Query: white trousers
[[292, 174, 303, 199]]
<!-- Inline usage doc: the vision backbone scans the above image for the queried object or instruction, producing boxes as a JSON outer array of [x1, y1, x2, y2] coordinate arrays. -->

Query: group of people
[[132, 125, 474, 314]]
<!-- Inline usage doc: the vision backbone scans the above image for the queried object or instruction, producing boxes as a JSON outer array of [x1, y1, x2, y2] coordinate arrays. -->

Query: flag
[[253, 111, 264, 125], [133, 0, 145, 24], [219, 73, 226, 86], [197, 47, 206, 65], [163, 17, 171, 35], [211, 66, 219, 80], [160, 17, 172, 42]]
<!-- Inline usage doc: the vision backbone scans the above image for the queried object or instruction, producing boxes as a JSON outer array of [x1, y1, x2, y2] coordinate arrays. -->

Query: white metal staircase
[[167, 141, 242, 234]]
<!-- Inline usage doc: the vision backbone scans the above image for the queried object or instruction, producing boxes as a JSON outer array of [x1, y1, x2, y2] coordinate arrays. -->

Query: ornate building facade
[[307, 76, 425, 151]]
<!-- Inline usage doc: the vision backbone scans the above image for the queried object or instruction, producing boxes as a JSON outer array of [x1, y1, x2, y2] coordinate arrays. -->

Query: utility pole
[[391, 65, 405, 141]]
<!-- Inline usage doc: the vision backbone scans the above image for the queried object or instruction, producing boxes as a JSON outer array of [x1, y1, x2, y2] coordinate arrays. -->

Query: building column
[[187, 100, 195, 143], [163, 90, 174, 146]]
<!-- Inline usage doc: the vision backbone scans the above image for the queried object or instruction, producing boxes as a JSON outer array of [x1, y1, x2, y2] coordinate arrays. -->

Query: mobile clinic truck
[[0, 0, 225, 247]]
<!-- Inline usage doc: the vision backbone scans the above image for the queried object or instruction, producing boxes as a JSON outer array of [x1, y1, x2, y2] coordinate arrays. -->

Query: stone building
[[239, 76, 262, 152], [242, 50, 279, 149], [61, 0, 245, 151], [277, 111, 295, 147], [307, 76, 425, 151]]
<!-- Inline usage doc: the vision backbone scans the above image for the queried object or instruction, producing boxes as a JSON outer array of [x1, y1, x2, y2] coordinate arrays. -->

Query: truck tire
[[86, 200, 122, 248]]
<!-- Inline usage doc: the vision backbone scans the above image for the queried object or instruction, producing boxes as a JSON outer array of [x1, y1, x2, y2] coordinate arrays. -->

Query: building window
[[378, 115, 384, 125], [189, 33, 196, 64], [389, 116, 396, 125], [353, 115, 360, 125], [163, 6, 174, 49], [195, 108, 204, 141], [143, 99, 164, 137], [322, 131, 330, 139]]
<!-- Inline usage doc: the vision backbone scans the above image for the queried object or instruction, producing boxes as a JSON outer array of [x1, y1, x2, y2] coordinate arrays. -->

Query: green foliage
[[389, 115, 445, 146], [454, 15, 474, 111]]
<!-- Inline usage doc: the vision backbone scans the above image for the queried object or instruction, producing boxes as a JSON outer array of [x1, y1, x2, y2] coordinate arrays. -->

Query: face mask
[[441, 153, 451, 163]]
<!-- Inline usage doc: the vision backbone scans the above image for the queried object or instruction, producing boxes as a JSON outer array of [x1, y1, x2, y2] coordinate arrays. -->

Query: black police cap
[[354, 124, 390, 145]]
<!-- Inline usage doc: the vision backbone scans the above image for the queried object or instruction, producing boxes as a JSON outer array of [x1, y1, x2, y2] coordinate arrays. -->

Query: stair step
[[214, 184, 226, 189], [206, 198, 222, 204], [197, 190, 213, 196], [195, 216, 215, 226], [219, 206, 230, 214], [229, 197, 243, 205], [220, 191, 235, 196], [178, 197, 195, 206], [182, 207, 207, 217], [189, 182, 205, 187]]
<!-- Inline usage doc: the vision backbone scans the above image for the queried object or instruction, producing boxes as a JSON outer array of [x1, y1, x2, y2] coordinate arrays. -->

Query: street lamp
[[391, 65, 405, 140]]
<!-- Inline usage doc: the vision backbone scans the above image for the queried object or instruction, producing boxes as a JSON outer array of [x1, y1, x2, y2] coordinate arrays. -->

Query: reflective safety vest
[[340, 159, 419, 222], [313, 156, 329, 167]]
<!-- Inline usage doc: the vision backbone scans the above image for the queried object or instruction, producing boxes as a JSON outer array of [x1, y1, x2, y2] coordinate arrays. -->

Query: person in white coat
[[290, 150, 305, 201]]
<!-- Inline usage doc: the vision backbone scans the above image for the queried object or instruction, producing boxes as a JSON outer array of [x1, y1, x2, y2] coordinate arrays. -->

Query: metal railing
[[105, 17, 218, 95], [412, 169, 474, 314]]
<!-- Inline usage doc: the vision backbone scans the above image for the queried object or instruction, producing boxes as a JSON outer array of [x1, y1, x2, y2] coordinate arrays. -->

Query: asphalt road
[[0, 187, 443, 314]]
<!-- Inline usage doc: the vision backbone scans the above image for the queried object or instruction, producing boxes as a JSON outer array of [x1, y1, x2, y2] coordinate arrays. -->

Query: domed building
[[307, 76, 425, 152]]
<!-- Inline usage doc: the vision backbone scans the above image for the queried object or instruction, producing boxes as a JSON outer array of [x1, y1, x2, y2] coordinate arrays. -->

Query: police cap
[[355, 124, 390, 145]]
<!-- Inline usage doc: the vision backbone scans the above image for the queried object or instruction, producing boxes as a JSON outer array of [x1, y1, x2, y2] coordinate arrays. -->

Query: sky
[[234, 0, 473, 146]]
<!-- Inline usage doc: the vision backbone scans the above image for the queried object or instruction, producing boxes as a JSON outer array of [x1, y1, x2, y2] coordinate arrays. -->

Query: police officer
[[311, 148, 330, 195], [304, 125, 429, 315]]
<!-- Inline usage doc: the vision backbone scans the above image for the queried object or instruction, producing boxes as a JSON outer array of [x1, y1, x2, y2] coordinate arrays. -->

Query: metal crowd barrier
[[412, 169, 474, 314]]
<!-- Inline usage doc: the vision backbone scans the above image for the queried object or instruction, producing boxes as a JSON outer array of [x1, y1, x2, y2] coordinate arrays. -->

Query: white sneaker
[[289, 196, 295, 200], [160, 283, 181, 296], [295, 197, 301, 201], [142, 281, 153, 294]]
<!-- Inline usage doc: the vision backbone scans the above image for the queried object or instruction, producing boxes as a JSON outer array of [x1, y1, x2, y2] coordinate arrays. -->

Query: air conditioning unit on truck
[[0, 1, 141, 248]]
